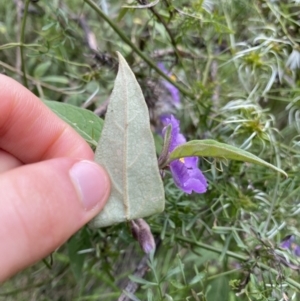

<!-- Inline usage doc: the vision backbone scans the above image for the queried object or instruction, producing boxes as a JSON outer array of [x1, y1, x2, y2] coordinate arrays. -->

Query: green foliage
[[67, 227, 91, 280], [169, 139, 287, 176], [1, 0, 300, 300], [45, 100, 103, 148]]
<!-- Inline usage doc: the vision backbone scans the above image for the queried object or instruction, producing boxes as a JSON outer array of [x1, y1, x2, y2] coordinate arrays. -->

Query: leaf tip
[[116, 51, 125, 64]]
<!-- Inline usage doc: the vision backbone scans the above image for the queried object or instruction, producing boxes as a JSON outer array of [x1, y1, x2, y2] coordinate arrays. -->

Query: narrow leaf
[[44, 100, 103, 147], [121, 291, 142, 301], [90, 52, 165, 228], [128, 275, 156, 286], [206, 277, 229, 301], [34, 61, 52, 78], [41, 75, 69, 84], [117, 8, 129, 21], [67, 227, 91, 281], [169, 140, 287, 177]]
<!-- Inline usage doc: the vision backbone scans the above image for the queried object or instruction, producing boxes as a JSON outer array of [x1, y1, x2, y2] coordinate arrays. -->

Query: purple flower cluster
[[162, 115, 207, 194]]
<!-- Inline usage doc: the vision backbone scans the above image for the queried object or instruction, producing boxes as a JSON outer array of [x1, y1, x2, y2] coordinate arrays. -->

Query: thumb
[[0, 158, 110, 282]]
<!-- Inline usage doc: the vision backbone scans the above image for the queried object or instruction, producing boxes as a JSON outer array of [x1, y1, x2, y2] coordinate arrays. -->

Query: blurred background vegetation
[[1, 0, 300, 300]]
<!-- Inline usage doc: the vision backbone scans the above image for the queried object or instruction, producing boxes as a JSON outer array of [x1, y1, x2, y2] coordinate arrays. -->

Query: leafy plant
[[1, 1, 300, 300]]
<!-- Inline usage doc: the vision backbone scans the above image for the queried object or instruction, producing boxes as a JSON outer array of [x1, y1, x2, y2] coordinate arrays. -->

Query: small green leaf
[[117, 8, 129, 21], [33, 61, 52, 78], [169, 279, 185, 289], [44, 100, 103, 147], [42, 22, 56, 31], [169, 140, 287, 177], [121, 291, 142, 301], [41, 75, 69, 84], [90, 52, 165, 228], [128, 275, 156, 286]]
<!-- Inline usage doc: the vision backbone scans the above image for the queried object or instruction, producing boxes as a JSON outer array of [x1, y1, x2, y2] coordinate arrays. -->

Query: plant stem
[[206, 267, 242, 281], [149, 6, 180, 63], [262, 131, 281, 235], [221, 0, 249, 93], [152, 229, 300, 291], [83, 0, 196, 100], [20, 0, 30, 88]]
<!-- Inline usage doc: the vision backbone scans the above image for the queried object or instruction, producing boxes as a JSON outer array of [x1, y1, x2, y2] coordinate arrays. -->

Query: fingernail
[[69, 160, 110, 211]]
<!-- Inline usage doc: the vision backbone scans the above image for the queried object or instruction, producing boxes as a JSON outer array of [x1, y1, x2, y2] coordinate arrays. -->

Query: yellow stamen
[[170, 75, 176, 81]]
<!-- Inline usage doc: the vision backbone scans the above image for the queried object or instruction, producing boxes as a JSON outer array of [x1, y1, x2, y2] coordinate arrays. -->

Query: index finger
[[0, 75, 94, 163]]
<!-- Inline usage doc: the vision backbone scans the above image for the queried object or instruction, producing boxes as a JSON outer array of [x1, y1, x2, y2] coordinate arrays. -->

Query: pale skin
[[0, 75, 111, 282]]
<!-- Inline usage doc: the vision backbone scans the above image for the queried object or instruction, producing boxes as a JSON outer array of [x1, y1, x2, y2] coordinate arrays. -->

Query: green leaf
[[42, 21, 56, 31], [90, 52, 165, 228], [128, 275, 156, 286], [33, 61, 52, 78], [67, 227, 91, 281], [169, 140, 287, 177], [121, 291, 142, 301], [44, 100, 103, 147], [117, 8, 129, 21], [41, 75, 69, 84], [206, 277, 229, 301]]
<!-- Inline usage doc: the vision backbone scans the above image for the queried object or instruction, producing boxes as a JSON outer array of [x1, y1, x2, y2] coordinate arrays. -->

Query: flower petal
[[183, 156, 199, 168], [162, 115, 186, 151], [170, 159, 207, 194], [294, 245, 300, 257], [280, 235, 294, 249], [162, 114, 208, 194]]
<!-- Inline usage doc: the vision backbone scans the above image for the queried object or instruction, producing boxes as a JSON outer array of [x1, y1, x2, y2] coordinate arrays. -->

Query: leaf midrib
[[122, 63, 129, 219]]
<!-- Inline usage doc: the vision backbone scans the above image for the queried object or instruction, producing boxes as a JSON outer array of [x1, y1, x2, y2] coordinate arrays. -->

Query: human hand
[[0, 75, 110, 282]]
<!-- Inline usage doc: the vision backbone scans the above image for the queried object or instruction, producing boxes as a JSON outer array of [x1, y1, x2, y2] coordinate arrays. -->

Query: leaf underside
[[90, 52, 165, 228], [169, 140, 287, 177]]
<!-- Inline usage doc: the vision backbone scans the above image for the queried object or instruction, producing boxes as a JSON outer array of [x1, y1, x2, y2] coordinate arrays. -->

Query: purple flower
[[162, 115, 207, 194], [294, 245, 300, 257], [280, 235, 294, 249], [280, 235, 300, 256], [158, 63, 180, 106]]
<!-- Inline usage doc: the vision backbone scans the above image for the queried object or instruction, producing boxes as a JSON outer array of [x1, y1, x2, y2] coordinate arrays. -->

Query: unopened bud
[[130, 219, 156, 254]]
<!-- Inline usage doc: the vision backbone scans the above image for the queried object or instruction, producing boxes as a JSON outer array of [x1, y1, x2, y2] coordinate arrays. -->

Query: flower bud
[[130, 219, 156, 254]]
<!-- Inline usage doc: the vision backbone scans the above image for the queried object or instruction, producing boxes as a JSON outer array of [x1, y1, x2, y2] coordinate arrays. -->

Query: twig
[[118, 238, 161, 301], [122, 0, 160, 9], [210, 47, 221, 110], [117, 255, 149, 301], [76, 15, 117, 69], [78, 15, 98, 51], [13, 0, 22, 76], [83, 0, 198, 101], [20, 0, 30, 88], [59, 3, 118, 69], [0, 61, 80, 95], [152, 48, 203, 59], [94, 98, 109, 116], [143, 0, 181, 63]]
